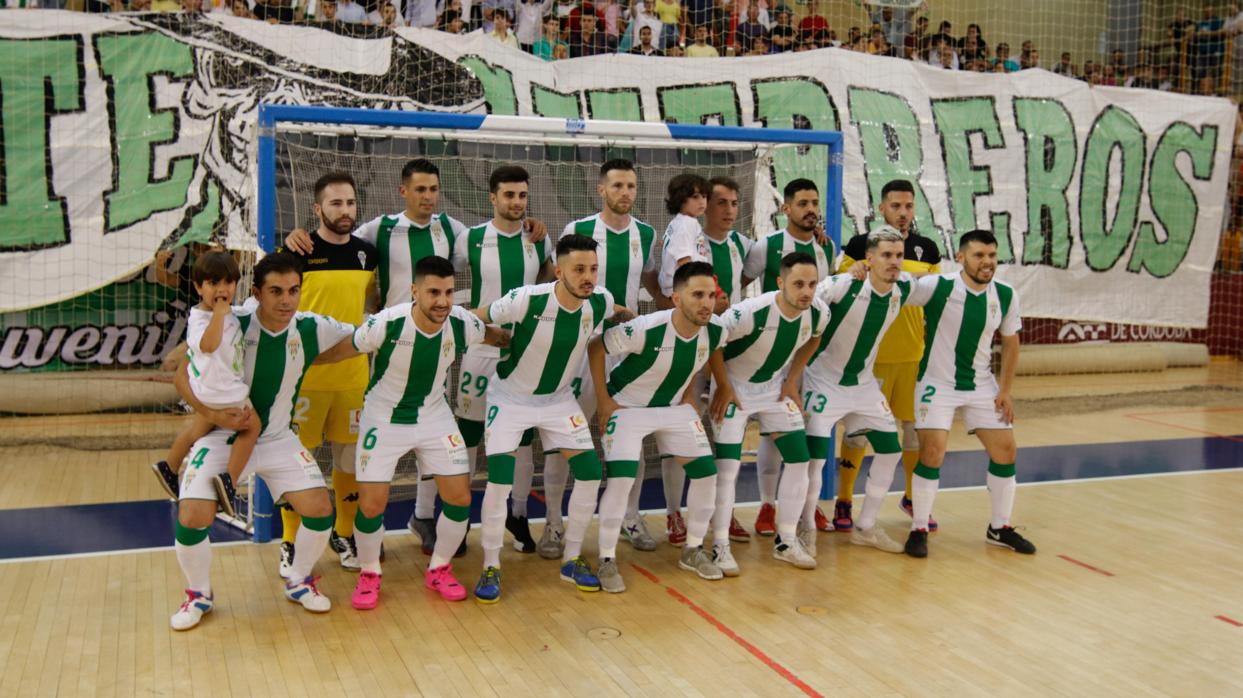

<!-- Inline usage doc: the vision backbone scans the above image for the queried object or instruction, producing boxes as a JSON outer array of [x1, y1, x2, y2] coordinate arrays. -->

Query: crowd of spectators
[[7, 0, 1243, 94]]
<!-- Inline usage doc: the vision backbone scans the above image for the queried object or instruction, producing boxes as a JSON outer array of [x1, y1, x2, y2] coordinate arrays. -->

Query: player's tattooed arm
[[995, 333, 1020, 424], [483, 325, 511, 348], [707, 350, 738, 422], [608, 305, 636, 323], [587, 337, 619, 432]]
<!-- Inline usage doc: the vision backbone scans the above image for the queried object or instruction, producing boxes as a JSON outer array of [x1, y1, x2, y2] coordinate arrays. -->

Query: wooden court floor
[[0, 365, 1241, 697]]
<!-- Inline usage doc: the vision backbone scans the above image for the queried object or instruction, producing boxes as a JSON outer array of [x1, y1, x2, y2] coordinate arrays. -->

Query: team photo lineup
[[160, 156, 1034, 630]]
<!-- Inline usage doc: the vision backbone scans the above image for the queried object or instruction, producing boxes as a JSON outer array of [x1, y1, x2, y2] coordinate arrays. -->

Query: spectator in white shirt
[[334, 0, 367, 23], [489, 10, 521, 48], [514, 0, 555, 50], [404, 0, 443, 28], [369, 0, 407, 26]]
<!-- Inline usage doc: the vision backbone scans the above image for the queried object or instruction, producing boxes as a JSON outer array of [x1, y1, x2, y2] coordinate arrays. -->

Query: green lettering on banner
[[1013, 98, 1077, 269], [752, 77, 855, 240], [847, 87, 941, 251], [0, 37, 85, 251], [930, 97, 1013, 262], [587, 89, 642, 121], [1128, 122, 1218, 277], [657, 83, 740, 126], [531, 84, 581, 118], [1079, 105, 1145, 271], [457, 56, 518, 115], [95, 32, 195, 232]]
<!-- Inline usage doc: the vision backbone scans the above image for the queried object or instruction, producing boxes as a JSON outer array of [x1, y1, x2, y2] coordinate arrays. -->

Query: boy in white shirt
[[657, 173, 711, 307]]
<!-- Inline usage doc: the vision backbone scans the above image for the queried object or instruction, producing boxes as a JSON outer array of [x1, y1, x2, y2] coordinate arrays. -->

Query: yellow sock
[[333, 469, 359, 537], [902, 450, 920, 500], [281, 505, 300, 544], [837, 445, 866, 503]]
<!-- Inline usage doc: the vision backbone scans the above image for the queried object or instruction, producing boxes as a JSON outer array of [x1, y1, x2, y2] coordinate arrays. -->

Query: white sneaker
[[773, 536, 817, 569], [620, 515, 658, 552], [850, 526, 905, 553], [285, 575, 331, 613], [712, 543, 740, 577], [330, 531, 361, 572], [278, 541, 295, 580], [797, 524, 817, 558], [537, 522, 565, 560], [170, 590, 213, 631]]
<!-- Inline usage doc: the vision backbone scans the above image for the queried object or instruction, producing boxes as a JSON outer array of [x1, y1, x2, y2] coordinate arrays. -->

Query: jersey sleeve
[[312, 312, 354, 354], [186, 310, 240, 355], [602, 314, 649, 355], [354, 216, 384, 246], [905, 274, 941, 307], [815, 273, 852, 305], [809, 298, 830, 336], [446, 215, 469, 258], [352, 308, 392, 353], [538, 235, 553, 265], [720, 299, 757, 342], [741, 237, 767, 280], [453, 304, 488, 347], [452, 229, 471, 273], [487, 285, 530, 325], [999, 286, 1022, 336]]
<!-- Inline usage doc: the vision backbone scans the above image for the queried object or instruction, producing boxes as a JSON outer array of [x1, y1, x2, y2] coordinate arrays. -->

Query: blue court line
[[1, 433, 1240, 561]]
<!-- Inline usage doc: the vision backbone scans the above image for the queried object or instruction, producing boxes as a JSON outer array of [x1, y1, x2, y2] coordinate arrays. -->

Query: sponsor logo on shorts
[[447, 433, 463, 448], [569, 414, 587, 430]]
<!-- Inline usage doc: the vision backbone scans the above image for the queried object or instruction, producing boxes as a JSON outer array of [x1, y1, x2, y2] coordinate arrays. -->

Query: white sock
[[684, 475, 716, 548], [756, 437, 780, 504], [712, 458, 741, 541], [912, 472, 939, 530], [481, 482, 511, 569], [859, 452, 902, 530], [624, 458, 645, 520], [802, 458, 825, 528], [414, 476, 437, 519], [987, 473, 1017, 529], [175, 538, 212, 597], [511, 447, 534, 518], [430, 513, 468, 569], [562, 478, 600, 561], [596, 476, 634, 559], [354, 525, 384, 575], [776, 461, 809, 541], [661, 456, 686, 516], [288, 523, 331, 581], [543, 452, 568, 527]]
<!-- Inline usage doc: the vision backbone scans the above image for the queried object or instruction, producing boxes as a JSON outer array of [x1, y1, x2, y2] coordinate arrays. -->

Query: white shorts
[[710, 390, 805, 446], [180, 430, 325, 502], [914, 378, 1012, 432], [455, 345, 499, 422], [356, 403, 470, 483], [802, 375, 900, 439], [484, 394, 595, 456], [602, 404, 713, 462]]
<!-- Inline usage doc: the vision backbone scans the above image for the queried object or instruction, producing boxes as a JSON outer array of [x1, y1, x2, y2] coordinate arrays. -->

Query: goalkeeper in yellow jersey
[[275, 172, 379, 577], [833, 179, 942, 532]]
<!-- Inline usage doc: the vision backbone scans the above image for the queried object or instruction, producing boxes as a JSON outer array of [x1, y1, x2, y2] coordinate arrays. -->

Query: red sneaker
[[425, 564, 467, 602], [728, 515, 751, 543], [814, 505, 834, 532], [754, 502, 776, 536], [833, 500, 853, 532], [666, 512, 687, 547]]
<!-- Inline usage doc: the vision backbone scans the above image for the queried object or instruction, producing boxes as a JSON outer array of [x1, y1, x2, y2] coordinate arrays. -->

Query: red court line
[[630, 564, 823, 698], [1057, 554, 1116, 577], [1121, 413, 1243, 444], [1215, 615, 1243, 627]]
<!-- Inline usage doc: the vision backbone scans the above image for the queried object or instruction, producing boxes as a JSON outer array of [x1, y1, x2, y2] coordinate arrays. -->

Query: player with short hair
[[168, 252, 354, 631], [586, 261, 729, 591], [786, 227, 915, 558], [834, 178, 943, 534], [711, 252, 828, 575], [472, 234, 627, 603], [903, 230, 1035, 558], [541, 158, 664, 559], [312, 256, 508, 607], [740, 179, 837, 537], [269, 172, 379, 578]]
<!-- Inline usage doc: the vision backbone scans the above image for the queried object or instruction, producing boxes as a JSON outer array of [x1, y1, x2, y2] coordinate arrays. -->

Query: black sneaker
[[408, 515, 435, 555], [986, 525, 1036, 554], [151, 460, 179, 500], [330, 530, 361, 571], [278, 541, 295, 580], [905, 529, 929, 558], [506, 514, 536, 553], [212, 473, 238, 518]]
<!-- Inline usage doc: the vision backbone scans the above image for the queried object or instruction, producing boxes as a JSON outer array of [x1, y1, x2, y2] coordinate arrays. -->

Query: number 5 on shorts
[[920, 385, 936, 404]]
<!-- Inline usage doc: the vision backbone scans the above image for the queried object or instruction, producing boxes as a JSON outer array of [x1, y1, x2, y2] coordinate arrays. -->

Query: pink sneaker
[[425, 564, 468, 602], [352, 571, 381, 610]]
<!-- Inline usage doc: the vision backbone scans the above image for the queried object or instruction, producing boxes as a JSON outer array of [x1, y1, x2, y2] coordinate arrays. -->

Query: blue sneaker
[[474, 566, 502, 604], [558, 556, 601, 592]]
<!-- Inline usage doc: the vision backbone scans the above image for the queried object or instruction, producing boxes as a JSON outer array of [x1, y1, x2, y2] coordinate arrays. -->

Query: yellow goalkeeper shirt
[[279, 233, 378, 391], [839, 231, 941, 364]]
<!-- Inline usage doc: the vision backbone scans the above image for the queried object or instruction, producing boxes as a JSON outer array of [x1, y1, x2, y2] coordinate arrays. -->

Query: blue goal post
[[251, 104, 845, 542]]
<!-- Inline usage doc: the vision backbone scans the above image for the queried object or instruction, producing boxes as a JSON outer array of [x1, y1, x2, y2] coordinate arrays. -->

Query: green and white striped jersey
[[720, 291, 829, 394], [356, 211, 467, 308], [909, 273, 1022, 390], [603, 310, 727, 408], [233, 307, 352, 441], [742, 230, 836, 292], [453, 221, 552, 309], [487, 282, 616, 405], [565, 213, 658, 312], [706, 230, 753, 305], [807, 273, 913, 387], [353, 304, 486, 424]]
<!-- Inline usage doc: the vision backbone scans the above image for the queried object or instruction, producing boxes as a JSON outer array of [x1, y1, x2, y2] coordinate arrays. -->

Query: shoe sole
[[677, 560, 724, 581], [287, 596, 331, 613], [728, 534, 750, 543], [772, 553, 817, 570], [905, 548, 928, 558], [833, 523, 854, 532], [427, 585, 468, 602], [754, 529, 776, 537], [151, 464, 178, 500], [600, 582, 626, 593], [985, 538, 1036, 554], [351, 598, 378, 610], [475, 595, 500, 605], [537, 549, 562, 560], [667, 537, 687, 547], [850, 537, 904, 554], [559, 575, 601, 592]]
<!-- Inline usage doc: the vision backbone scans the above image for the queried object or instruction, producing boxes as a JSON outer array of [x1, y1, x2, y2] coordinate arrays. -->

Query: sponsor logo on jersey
[[357, 251, 367, 268], [288, 339, 301, 359]]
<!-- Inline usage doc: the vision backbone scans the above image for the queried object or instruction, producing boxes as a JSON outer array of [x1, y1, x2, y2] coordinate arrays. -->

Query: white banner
[[0, 12, 1233, 328]]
